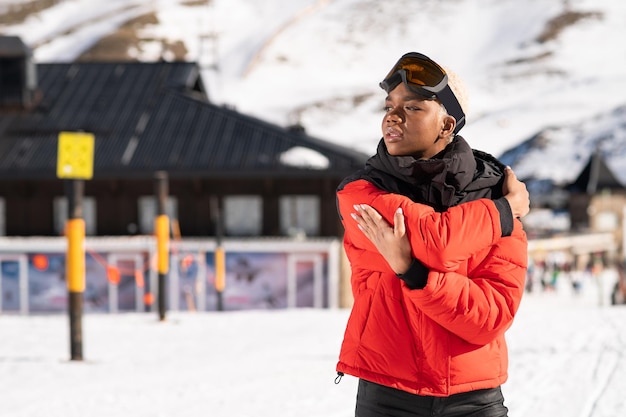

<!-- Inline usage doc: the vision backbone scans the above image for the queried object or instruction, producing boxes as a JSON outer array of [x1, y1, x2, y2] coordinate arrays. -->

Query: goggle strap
[[435, 85, 466, 134]]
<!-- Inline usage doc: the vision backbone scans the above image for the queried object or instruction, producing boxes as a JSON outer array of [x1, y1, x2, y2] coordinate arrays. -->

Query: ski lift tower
[[198, 0, 220, 102]]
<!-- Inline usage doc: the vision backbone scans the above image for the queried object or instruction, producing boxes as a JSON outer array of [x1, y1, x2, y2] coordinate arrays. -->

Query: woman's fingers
[[351, 205, 412, 274], [393, 207, 406, 238], [352, 204, 389, 238]]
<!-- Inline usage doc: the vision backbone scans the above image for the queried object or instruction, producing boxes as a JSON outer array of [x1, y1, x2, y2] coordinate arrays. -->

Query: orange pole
[[155, 214, 170, 275], [65, 179, 85, 361], [215, 246, 226, 293], [154, 171, 169, 321], [66, 218, 86, 293]]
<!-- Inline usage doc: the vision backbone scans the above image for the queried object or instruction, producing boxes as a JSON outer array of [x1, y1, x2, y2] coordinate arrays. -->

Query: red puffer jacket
[[336, 179, 527, 397]]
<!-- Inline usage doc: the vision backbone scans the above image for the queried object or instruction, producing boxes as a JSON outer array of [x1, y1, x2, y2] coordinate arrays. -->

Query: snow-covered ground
[[1, 269, 624, 417]]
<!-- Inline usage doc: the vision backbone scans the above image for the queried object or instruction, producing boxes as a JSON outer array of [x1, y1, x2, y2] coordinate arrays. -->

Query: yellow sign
[[57, 132, 95, 179]]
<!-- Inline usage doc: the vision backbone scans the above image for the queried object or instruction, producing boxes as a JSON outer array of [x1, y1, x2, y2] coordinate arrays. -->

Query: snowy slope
[[1, 0, 625, 181], [501, 105, 626, 185]]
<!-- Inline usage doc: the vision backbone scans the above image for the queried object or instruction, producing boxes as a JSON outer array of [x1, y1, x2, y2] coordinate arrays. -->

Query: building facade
[[0, 36, 368, 239]]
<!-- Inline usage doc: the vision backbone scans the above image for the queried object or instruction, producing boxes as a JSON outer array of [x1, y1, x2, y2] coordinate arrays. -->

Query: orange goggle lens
[[382, 55, 447, 89]]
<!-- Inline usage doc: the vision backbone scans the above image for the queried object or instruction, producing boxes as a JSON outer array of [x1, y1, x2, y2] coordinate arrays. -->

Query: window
[[279, 195, 320, 237], [53, 197, 97, 235], [595, 211, 618, 232], [223, 195, 262, 236], [138, 196, 178, 234]]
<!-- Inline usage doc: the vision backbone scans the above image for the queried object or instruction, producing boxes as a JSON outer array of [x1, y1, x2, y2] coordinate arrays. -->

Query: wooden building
[[568, 151, 626, 256], [0, 36, 368, 238]]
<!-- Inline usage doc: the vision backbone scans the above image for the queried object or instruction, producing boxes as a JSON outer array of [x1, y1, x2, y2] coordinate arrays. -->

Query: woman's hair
[[445, 67, 469, 117], [440, 66, 469, 142]]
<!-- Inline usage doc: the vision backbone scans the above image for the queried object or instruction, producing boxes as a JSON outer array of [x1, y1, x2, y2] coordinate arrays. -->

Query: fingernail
[[353, 204, 361, 211], [396, 207, 403, 214], [350, 213, 358, 220]]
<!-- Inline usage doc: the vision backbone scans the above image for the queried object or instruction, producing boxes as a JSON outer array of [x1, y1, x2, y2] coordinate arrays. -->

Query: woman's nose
[[385, 108, 402, 123]]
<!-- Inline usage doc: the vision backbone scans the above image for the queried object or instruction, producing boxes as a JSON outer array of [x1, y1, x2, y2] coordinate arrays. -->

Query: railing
[[1, 232, 618, 315], [0, 236, 341, 314]]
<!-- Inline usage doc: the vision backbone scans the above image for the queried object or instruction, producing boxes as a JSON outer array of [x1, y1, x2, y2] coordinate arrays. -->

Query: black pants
[[355, 379, 508, 417]]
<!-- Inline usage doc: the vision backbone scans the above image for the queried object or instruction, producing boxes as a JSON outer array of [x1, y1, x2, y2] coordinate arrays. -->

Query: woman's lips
[[384, 128, 402, 142]]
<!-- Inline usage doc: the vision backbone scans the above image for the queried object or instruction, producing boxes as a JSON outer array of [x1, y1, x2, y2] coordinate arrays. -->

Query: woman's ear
[[440, 115, 456, 137]]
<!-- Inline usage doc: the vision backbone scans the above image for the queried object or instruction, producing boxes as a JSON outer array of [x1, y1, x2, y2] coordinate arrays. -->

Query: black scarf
[[350, 136, 505, 212]]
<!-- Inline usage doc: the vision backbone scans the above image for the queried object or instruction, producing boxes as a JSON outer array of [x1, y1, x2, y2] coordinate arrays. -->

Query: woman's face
[[380, 82, 454, 159]]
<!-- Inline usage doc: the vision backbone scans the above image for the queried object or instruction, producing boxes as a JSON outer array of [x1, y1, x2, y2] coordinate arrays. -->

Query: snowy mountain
[[500, 105, 626, 185], [1, 0, 625, 184]]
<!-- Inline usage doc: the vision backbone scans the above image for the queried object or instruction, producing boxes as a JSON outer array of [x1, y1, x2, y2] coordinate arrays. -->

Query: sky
[[2, 0, 626, 183], [1, 268, 625, 417]]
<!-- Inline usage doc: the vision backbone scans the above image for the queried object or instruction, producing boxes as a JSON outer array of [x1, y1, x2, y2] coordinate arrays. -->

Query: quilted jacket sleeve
[[403, 220, 527, 345], [337, 179, 503, 271]]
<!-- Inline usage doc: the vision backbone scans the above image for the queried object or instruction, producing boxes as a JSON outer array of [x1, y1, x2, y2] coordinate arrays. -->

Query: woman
[[335, 52, 528, 416]]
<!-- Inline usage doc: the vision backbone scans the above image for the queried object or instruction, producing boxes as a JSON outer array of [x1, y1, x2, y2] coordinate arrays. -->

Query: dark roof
[[568, 151, 624, 194], [0, 61, 367, 180]]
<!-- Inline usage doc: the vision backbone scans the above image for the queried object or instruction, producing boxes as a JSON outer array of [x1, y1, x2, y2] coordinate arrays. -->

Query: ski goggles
[[379, 52, 466, 133]]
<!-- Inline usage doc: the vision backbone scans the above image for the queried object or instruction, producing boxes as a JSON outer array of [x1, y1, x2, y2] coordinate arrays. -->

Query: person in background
[[335, 52, 529, 417]]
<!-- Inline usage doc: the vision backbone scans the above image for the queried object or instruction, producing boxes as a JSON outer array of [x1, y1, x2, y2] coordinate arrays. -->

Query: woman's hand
[[502, 167, 530, 218], [351, 204, 412, 274]]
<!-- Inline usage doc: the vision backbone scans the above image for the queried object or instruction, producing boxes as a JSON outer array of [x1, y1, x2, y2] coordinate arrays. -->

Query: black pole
[[211, 196, 225, 311], [154, 171, 169, 321], [66, 179, 85, 360]]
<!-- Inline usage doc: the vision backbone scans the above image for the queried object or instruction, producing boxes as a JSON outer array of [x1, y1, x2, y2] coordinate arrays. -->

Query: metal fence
[[0, 236, 341, 314]]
